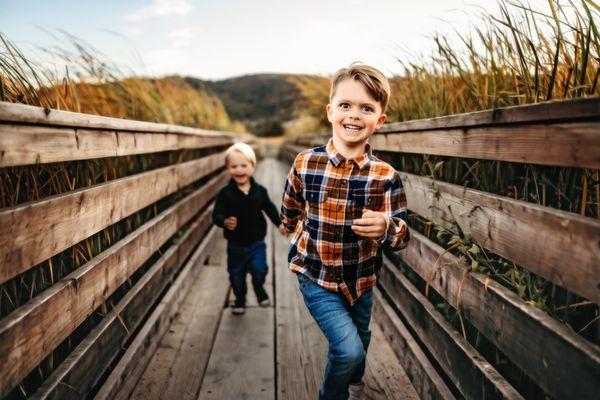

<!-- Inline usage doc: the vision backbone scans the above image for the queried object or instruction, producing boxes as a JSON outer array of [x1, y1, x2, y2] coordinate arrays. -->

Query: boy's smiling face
[[226, 151, 255, 187], [327, 78, 387, 155]]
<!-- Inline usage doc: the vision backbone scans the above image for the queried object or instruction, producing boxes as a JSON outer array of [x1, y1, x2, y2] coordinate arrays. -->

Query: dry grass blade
[[425, 242, 461, 298]]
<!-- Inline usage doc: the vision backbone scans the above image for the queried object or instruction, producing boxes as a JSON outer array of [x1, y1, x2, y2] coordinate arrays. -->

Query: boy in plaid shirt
[[280, 63, 409, 400]]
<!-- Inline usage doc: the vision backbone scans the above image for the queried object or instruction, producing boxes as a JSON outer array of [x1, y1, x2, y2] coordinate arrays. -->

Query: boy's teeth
[[344, 124, 361, 131]]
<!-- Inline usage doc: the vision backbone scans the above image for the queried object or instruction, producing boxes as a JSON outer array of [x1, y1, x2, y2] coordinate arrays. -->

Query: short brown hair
[[330, 63, 391, 112]]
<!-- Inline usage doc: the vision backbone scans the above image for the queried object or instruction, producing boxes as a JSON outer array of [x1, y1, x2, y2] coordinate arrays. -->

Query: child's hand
[[278, 223, 290, 237], [351, 209, 387, 238], [224, 216, 237, 231]]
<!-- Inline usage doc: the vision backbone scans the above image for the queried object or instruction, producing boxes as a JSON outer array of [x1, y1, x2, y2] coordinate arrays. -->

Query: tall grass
[[0, 32, 245, 132], [292, 1, 599, 122], [388, 0, 600, 121]]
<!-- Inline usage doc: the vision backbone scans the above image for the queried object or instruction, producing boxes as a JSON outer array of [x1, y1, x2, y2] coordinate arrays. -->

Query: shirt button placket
[[333, 253, 341, 282], [334, 162, 351, 285]]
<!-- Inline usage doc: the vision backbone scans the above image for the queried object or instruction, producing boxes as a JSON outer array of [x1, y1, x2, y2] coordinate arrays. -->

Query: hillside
[[185, 74, 311, 136]]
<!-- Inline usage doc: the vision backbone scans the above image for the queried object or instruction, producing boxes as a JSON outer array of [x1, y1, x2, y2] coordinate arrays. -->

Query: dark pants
[[227, 241, 269, 307]]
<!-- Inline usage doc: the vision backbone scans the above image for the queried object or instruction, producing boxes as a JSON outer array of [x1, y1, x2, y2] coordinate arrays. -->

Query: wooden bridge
[[0, 98, 599, 399]]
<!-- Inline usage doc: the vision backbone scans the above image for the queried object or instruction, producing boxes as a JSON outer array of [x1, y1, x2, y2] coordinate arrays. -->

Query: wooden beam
[[30, 206, 214, 399], [377, 96, 600, 133], [370, 122, 600, 168], [372, 291, 455, 400], [198, 307, 275, 400], [400, 172, 600, 303], [363, 320, 421, 400], [271, 158, 327, 400], [129, 254, 229, 400], [0, 172, 227, 397], [379, 260, 523, 399], [0, 151, 225, 285], [280, 152, 600, 301], [0, 125, 232, 167], [387, 231, 600, 400], [0, 101, 234, 136], [93, 226, 222, 400]]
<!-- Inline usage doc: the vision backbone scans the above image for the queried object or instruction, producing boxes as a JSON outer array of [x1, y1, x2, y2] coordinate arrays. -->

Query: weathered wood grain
[[400, 172, 600, 303], [0, 101, 234, 136], [377, 96, 600, 132], [370, 122, 600, 168], [0, 151, 225, 285], [363, 319, 421, 400], [379, 260, 524, 399], [0, 124, 232, 167], [197, 306, 275, 400], [30, 207, 215, 399], [129, 265, 229, 400], [128, 235, 229, 400], [372, 291, 455, 400], [280, 146, 600, 301], [272, 158, 327, 400], [388, 230, 600, 400], [0, 172, 227, 397], [274, 215, 327, 400], [94, 226, 221, 400]]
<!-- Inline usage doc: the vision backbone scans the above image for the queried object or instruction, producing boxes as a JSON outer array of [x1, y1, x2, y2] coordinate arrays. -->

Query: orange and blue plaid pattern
[[281, 139, 409, 304]]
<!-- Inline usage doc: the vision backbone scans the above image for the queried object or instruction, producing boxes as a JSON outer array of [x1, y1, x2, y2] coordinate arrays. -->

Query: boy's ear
[[375, 113, 387, 129], [326, 103, 333, 123]]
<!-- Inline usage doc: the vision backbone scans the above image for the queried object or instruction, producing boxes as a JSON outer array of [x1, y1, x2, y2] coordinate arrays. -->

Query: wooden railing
[[0, 102, 242, 399], [282, 96, 600, 400]]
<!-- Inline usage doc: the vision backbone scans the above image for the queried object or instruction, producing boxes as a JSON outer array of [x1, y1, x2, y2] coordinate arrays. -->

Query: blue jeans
[[297, 273, 373, 400], [227, 241, 269, 306]]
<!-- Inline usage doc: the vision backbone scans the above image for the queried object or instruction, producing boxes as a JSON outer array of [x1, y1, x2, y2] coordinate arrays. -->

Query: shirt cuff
[[376, 217, 407, 248], [376, 215, 392, 245]]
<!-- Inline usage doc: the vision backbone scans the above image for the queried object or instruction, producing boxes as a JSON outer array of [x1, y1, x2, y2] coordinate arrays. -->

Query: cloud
[[126, 0, 192, 22], [143, 48, 188, 75], [168, 27, 198, 47], [123, 26, 143, 36]]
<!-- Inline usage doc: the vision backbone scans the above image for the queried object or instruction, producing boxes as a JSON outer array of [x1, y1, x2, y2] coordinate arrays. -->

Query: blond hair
[[330, 63, 391, 112], [225, 142, 256, 166]]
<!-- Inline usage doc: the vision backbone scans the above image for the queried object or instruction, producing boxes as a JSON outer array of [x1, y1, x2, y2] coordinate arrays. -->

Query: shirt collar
[[228, 176, 256, 192], [325, 138, 373, 170]]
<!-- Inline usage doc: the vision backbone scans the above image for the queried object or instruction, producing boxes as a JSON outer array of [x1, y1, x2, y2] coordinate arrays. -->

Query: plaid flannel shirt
[[281, 139, 409, 304]]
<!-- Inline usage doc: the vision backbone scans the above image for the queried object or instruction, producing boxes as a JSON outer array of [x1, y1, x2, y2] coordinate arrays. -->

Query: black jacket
[[212, 178, 282, 245]]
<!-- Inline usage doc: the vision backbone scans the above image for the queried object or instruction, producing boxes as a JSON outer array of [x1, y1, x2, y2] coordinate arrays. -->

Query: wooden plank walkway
[[130, 158, 419, 400]]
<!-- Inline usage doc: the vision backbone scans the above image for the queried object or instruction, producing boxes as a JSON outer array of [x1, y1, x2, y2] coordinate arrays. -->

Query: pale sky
[[1, 0, 504, 80]]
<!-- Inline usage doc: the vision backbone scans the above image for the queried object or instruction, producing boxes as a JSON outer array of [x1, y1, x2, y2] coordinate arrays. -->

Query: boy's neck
[[236, 181, 251, 193], [332, 136, 368, 160]]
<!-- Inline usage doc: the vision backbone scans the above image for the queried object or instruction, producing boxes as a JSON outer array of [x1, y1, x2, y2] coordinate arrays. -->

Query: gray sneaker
[[348, 381, 366, 400], [259, 298, 271, 307], [231, 306, 245, 315]]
